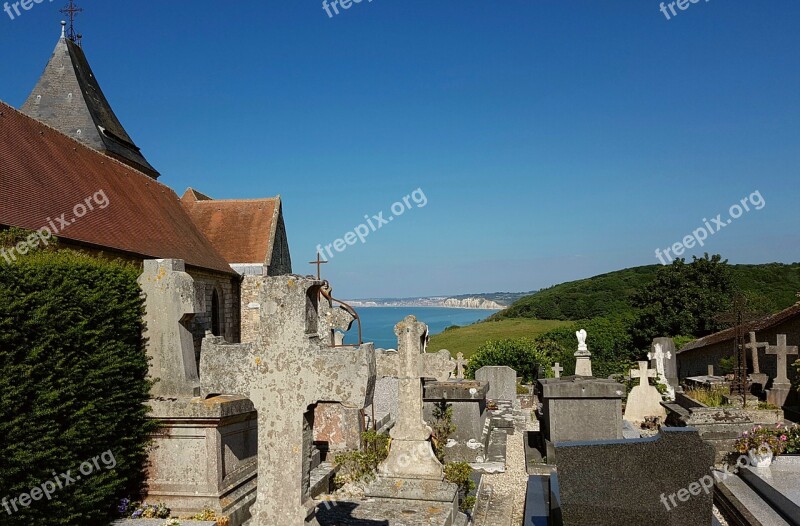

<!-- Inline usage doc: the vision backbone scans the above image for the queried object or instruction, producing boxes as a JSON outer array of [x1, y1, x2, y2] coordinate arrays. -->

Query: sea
[[342, 307, 498, 349]]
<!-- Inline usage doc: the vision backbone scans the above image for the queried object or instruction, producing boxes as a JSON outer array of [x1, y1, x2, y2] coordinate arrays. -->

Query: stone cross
[[647, 343, 671, 379], [574, 329, 592, 376], [766, 334, 799, 385], [552, 362, 563, 379], [200, 275, 376, 525], [137, 259, 201, 398], [455, 352, 467, 380], [631, 361, 657, 388], [742, 331, 769, 374], [375, 315, 454, 480]]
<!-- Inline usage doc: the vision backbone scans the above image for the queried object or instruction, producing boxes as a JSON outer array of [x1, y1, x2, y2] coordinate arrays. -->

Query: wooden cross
[[551, 362, 563, 379], [59, 0, 83, 42], [631, 361, 657, 387], [309, 252, 328, 279], [455, 352, 467, 379], [766, 334, 799, 385]]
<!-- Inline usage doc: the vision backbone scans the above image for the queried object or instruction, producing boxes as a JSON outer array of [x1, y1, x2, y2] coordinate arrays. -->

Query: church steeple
[[20, 22, 160, 179]]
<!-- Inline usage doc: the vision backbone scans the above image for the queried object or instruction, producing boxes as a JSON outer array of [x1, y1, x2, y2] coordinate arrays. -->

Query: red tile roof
[[678, 302, 800, 353], [181, 189, 280, 265], [0, 102, 235, 275]]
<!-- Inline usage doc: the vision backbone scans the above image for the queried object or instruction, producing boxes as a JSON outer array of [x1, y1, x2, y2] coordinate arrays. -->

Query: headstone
[[375, 316, 454, 479], [649, 337, 680, 397], [200, 275, 376, 525], [552, 362, 563, 379], [455, 352, 467, 380], [138, 259, 201, 397], [475, 366, 517, 402], [537, 376, 625, 444], [766, 334, 799, 407], [574, 329, 592, 377], [743, 331, 770, 390], [553, 428, 715, 526], [423, 379, 488, 463], [707, 364, 715, 377], [623, 361, 666, 424]]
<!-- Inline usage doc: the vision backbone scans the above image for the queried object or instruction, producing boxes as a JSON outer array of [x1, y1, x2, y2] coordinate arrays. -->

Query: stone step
[[738, 465, 800, 525], [308, 462, 338, 499], [715, 473, 790, 526]]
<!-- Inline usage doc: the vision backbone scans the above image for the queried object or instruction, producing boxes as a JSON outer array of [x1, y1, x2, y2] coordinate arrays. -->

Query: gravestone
[[200, 275, 376, 525], [744, 331, 769, 389], [623, 361, 666, 424], [648, 342, 674, 399], [537, 376, 625, 444], [138, 259, 201, 397], [650, 337, 680, 398], [574, 329, 592, 377], [455, 352, 467, 379], [374, 316, 454, 479], [475, 366, 517, 402], [138, 260, 257, 523], [423, 379, 488, 462], [708, 364, 715, 376], [766, 334, 799, 408], [552, 362, 563, 379], [553, 428, 715, 526]]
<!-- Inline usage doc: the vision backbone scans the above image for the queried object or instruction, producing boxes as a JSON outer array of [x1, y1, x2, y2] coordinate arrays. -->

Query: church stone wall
[[186, 268, 240, 354]]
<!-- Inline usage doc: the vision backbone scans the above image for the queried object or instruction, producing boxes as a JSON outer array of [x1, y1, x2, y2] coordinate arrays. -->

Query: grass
[[684, 386, 730, 407], [427, 318, 570, 358]]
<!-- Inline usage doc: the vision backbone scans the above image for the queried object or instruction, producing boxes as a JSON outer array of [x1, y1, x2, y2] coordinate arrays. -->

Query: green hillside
[[493, 262, 800, 321], [427, 318, 570, 358]]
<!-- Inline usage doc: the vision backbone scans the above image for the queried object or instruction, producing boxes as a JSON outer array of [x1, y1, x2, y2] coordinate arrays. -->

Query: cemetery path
[[473, 413, 532, 526]]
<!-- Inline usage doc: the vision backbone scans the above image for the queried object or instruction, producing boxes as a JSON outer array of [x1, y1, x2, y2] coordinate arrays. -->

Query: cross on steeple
[[59, 0, 83, 43], [309, 252, 328, 280]]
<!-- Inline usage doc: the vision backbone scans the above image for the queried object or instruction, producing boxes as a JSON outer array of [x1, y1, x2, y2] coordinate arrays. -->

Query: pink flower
[[781, 435, 788, 441]]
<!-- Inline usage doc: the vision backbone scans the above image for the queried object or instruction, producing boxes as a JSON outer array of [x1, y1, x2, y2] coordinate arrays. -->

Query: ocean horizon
[[342, 306, 497, 350]]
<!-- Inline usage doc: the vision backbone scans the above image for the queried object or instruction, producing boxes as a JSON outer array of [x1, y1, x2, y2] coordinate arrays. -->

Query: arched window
[[212, 288, 223, 337]]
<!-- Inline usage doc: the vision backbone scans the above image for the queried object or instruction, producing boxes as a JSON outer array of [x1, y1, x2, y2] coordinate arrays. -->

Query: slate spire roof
[[20, 30, 160, 179]]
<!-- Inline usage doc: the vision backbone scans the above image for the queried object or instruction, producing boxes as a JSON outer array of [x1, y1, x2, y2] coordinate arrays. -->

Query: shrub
[[430, 402, 456, 462], [333, 431, 391, 486], [465, 338, 551, 383], [0, 249, 156, 525], [684, 386, 729, 407], [784, 424, 800, 454], [444, 462, 476, 513]]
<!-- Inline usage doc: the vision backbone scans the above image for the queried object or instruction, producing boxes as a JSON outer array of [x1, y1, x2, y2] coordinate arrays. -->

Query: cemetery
[[1, 5, 799, 526]]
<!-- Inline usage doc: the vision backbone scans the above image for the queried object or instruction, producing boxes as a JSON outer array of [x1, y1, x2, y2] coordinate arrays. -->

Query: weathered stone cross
[[552, 362, 563, 379], [647, 343, 671, 379], [200, 275, 376, 525], [742, 331, 769, 374], [376, 315, 454, 480], [631, 361, 657, 387], [455, 352, 467, 379], [766, 334, 798, 385]]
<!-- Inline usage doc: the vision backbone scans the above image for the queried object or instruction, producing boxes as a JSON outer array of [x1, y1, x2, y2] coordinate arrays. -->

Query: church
[[0, 21, 292, 352]]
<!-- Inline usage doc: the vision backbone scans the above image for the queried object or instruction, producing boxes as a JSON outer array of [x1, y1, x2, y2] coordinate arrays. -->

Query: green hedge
[[0, 249, 156, 525], [465, 338, 552, 384]]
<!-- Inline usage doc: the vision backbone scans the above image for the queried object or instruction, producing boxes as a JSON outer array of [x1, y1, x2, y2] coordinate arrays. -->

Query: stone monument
[[766, 334, 798, 408], [649, 337, 680, 397], [574, 329, 592, 376], [743, 331, 769, 389], [475, 365, 517, 401], [623, 361, 666, 424], [199, 275, 376, 525], [648, 341, 675, 400]]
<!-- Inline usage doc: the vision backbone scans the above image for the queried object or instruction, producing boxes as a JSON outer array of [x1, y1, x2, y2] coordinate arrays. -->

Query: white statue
[[576, 329, 588, 352]]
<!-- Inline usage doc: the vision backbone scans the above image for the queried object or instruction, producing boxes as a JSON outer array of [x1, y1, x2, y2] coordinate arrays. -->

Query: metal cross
[[309, 252, 328, 280], [60, 0, 83, 42]]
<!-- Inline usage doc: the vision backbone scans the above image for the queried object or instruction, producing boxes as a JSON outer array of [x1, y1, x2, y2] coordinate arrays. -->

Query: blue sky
[[1, 1, 798, 298]]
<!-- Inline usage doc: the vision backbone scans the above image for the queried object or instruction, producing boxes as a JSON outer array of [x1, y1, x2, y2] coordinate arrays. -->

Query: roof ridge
[[0, 101, 173, 192], [191, 196, 281, 204]]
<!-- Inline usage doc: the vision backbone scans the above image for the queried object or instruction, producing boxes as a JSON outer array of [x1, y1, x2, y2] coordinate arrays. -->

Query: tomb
[[623, 361, 667, 425]]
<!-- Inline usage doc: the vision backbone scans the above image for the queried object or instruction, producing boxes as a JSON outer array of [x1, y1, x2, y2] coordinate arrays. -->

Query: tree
[[464, 338, 551, 384], [630, 254, 735, 349]]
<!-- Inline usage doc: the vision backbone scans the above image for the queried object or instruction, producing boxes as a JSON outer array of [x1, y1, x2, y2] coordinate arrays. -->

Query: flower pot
[[748, 449, 774, 468]]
